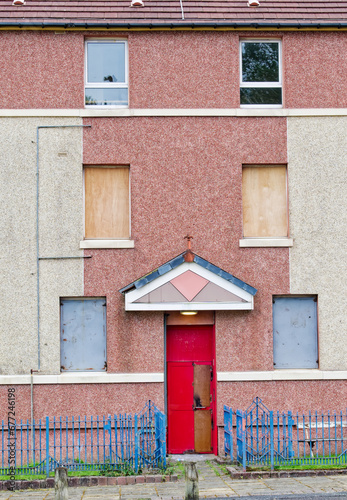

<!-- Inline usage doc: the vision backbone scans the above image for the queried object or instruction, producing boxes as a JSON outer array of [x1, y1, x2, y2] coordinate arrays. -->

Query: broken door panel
[[193, 364, 211, 408], [193, 363, 212, 452], [194, 410, 212, 453]]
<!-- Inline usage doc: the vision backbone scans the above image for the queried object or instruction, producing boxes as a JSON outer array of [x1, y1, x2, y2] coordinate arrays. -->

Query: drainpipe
[[30, 368, 39, 459], [36, 124, 91, 370], [164, 313, 168, 417]]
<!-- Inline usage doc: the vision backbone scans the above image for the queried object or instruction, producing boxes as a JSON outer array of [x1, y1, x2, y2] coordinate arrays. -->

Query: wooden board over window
[[242, 165, 287, 237], [85, 166, 129, 239]]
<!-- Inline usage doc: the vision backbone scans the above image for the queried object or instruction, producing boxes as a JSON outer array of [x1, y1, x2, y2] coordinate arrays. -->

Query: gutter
[[0, 21, 346, 30]]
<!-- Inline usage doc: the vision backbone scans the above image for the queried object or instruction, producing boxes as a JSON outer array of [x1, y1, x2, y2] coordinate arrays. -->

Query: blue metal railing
[[224, 398, 347, 470], [1, 401, 166, 477]]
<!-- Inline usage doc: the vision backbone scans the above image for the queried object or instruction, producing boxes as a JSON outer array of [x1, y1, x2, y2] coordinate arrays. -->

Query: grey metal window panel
[[60, 298, 106, 372], [273, 296, 318, 369]]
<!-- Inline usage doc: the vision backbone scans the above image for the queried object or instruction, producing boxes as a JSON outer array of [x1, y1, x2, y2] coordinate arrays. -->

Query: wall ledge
[[239, 238, 293, 248], [0, 373, 164, 385], [1, 370, 346, 384], [80, 239, 134, 249], [217, 370, 347, 382], [0, 108, 347, 118]]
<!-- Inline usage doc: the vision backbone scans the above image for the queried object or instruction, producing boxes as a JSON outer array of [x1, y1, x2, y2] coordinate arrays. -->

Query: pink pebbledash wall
[[218, 380, 347, 418], [283, 32, 347, 108], [2, 380, 345, 422], [0, 31, 85, 109], [2, 27, 345, 431], [83, 116, 289, 374], [0, 384, 164, 422], [0, 30, 345, 109]]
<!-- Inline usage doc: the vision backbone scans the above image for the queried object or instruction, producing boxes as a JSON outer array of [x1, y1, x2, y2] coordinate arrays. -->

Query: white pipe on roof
[[180, 0, 185, 20]]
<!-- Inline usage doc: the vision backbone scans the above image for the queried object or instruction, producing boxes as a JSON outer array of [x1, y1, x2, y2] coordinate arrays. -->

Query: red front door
[[167, 325, 216, 454]]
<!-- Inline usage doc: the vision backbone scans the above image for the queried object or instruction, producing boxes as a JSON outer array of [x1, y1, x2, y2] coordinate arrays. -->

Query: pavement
[[1, 458, 347, 499]]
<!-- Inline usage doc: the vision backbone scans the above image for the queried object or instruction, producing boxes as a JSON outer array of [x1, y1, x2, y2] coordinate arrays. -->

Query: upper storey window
[[85, 40, 128, 107], [240, 40, 282, 107]]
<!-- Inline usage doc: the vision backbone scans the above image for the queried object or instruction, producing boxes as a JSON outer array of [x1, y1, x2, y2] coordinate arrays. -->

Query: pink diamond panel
[[170, 271, 209, 301]]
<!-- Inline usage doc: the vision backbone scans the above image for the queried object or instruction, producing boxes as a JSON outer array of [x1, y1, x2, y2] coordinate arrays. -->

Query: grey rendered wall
[[0, 118, 84, 375], [287, 117, 347, 370]]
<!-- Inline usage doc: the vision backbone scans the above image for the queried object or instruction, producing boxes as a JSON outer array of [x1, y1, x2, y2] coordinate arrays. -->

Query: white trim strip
[[217, 370, 347, 382], [0, 109, 346, 118], [80, 239, 135, 249], [1, 371, 345, 385], [239, 238, 293, 247], [0, 373, 164, 385]]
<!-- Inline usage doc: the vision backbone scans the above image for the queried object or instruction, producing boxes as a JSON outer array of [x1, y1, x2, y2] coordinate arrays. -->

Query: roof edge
[[0, 21, 346, 31], [119, 251, 257, 296]]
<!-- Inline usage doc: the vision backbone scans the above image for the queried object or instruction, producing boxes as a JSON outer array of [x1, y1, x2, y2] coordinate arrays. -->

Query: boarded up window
[[273, 296, 318, 369], [242, 165, 287, 237], [85, 166, 130, 239], [60, 298, 106, 372]]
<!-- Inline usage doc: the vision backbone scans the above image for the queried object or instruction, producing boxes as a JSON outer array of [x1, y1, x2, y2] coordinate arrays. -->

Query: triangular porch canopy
[[119, 251, 257, 311]]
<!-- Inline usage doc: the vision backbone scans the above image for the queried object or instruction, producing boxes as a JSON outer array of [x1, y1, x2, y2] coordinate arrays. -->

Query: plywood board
[[194, 410, 212, 453], [85, 167, 129, 239], [194, 364, 211, 407], [242, 165, 287, 237]]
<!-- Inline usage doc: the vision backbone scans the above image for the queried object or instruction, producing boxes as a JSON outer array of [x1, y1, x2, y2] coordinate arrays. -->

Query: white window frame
[[85, 39, 129, 108], [240, 39, 282, 109]]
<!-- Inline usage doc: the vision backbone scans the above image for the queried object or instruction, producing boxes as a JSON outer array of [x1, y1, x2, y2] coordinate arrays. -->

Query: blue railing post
[[236, 410, 243, 465], [270, 411, 274, 470], [230, 409, 234, 461], [288, 411, 294, 458], [242, 427, 246, 472], [134, 414, 138, 472], [162, 413, 167, 468], [45, 417, 49, 478], [226, 405, 234, 461]]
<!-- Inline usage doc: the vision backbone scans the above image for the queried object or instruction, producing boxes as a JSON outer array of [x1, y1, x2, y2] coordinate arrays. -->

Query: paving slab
[[1, 461, 347, 499]]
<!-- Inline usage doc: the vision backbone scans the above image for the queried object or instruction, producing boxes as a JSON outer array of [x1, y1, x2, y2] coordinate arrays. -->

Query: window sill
[[240, 104, 283, 109], [239, 238, 293, 248], [84, 105, 129, 109], [80, 239, 134, 249]]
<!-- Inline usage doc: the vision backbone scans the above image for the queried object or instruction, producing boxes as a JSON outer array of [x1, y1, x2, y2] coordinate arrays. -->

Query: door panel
[[167, 362, 194, 453], [194, 410, 212, 453], [193, 364, 211, 408], [167, 325, 215, 454], [167, 325, 213, 362], [193, 363, 212, 453]]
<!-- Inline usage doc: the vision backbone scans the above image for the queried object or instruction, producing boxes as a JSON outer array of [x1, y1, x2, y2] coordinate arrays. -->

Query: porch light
[[247, 0, 260, 6], [131, 0, 144, 6], [12, 0, 26, 5], [180, 311, 198, 316]]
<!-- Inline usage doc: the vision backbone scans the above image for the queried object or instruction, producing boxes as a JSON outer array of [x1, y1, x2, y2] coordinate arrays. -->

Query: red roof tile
[[0, 0, 346, 27]]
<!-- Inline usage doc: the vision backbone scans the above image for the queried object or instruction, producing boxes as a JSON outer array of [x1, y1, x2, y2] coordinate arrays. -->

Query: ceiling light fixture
[[12, 0, 26, 5], [131, 0, 144, 6], [247, 0, 260, 6], [180, 311, 198, 316]]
